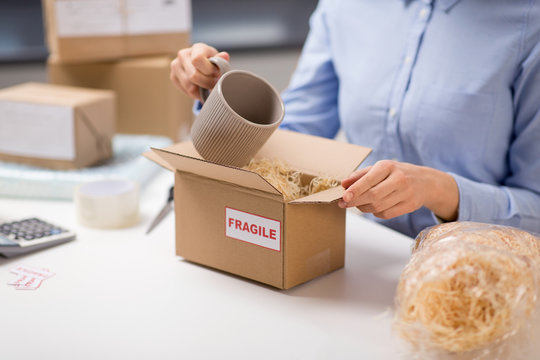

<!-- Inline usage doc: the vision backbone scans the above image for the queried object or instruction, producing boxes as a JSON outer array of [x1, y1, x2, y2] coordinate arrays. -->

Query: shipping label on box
[[145, 130, 372, 289], [43, 0, 192, 62], [54, 0, 191, 37], [54, 0, 123, 37], [0, 101, 75, 160], [0, 82, 115, 170]]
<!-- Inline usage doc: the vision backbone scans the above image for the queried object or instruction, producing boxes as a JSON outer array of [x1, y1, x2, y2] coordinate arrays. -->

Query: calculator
[[0, 217, 76, 257]]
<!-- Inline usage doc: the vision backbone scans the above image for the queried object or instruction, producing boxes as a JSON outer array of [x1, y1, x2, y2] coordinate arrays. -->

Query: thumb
[[341, 166, 371, 189]]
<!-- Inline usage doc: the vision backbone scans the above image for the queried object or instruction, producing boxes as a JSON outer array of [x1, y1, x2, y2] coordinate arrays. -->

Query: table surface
[[0, 168, 415, 360]]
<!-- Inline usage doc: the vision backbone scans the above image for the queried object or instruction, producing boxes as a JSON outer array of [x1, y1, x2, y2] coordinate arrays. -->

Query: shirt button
[[404, 55, 413, 64], [389, 108, 397, 117], [419, 8, 428, 18]]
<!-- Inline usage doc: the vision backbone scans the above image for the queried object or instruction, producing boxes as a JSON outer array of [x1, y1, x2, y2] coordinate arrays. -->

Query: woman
[[170, 0, 540, 237]]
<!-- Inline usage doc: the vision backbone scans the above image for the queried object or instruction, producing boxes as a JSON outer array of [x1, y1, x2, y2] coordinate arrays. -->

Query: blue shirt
[[280, 0, 540, 237]]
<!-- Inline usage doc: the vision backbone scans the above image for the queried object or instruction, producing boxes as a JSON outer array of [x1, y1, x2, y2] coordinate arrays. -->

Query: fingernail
[[338, 200, 347, 208]]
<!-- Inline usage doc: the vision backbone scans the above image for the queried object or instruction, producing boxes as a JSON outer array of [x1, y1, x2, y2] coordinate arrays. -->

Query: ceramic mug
[[190, 57, 284, 167]]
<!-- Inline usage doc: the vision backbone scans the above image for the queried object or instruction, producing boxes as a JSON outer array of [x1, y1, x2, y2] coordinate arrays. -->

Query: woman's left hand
[[338, 160, 459, 221]]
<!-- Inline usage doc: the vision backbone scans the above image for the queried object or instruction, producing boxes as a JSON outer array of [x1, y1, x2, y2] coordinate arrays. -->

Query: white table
[[0, 169, 414, 360]]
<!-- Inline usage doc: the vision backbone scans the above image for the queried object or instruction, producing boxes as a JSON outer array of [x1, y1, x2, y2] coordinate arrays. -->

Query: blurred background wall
[[0, 0, 317, 91]]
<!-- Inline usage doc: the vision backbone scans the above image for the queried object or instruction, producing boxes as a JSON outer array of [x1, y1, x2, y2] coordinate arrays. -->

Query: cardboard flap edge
[[143, 148, 175, 171], [148, 148, 281, 196], [289, 186, 345, 204]]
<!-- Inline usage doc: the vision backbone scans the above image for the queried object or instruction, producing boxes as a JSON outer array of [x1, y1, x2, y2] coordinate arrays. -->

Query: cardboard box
[[48, 55, 194, 141], [0, 82, 115, 170], [145, 130, 372, 289], [42, 0, 191, 63]]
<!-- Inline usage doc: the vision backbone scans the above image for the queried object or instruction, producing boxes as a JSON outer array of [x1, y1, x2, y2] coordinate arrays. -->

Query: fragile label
[[225, 207, 281, 251], [0, 101, 75, 160]]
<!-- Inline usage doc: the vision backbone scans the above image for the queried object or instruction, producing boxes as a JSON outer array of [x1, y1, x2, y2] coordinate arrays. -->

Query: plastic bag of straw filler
[[393, 222, 540, 360]]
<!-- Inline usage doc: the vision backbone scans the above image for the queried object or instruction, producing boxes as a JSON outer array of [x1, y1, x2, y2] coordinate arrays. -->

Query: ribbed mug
[[191, 57, 284, 167]]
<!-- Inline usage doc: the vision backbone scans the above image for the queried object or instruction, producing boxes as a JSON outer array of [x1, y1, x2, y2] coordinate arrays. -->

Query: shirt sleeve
[[441, 16, 540, 234], [279, 0, 340, 139]]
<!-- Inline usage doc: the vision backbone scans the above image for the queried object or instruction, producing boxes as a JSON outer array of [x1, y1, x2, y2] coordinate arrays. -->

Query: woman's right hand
[[170, 43, 230, 101]]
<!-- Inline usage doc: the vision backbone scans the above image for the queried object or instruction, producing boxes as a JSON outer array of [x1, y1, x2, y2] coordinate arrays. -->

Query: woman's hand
[[170, 42, 230, 101], [338, 160, 459, 221]]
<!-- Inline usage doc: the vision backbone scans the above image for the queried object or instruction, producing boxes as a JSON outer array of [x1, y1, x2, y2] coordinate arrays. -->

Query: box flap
[[289, 185, 345, 204], [149, 144, 281, 196], [256, 129, 371, 180], [142, 140, 197, 171], [143, 149, 174, 171]]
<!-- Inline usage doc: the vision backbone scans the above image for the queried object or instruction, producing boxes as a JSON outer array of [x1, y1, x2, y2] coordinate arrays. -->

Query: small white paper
[[0, 101, 75, 160], [14, 277, 43, 291], [54, 0, 191, 38], [125, 0, 192, 35], [54, 0, 123, 37], [10, 264, 56, 280]]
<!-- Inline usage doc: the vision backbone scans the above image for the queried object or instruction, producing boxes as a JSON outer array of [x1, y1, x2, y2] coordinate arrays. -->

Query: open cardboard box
[[145, 129, 371, 289]]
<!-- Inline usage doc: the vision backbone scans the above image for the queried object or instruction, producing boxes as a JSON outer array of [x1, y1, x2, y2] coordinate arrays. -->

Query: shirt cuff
[[193, 100, 202, 114], [448, 172, 509, 223]]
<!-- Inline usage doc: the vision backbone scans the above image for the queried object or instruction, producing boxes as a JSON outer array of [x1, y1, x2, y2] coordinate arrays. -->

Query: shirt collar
[[401, 0, 463, 12]]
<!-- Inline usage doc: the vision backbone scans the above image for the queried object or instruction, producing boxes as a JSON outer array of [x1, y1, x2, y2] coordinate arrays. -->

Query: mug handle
[[198, 57, 232, 103]]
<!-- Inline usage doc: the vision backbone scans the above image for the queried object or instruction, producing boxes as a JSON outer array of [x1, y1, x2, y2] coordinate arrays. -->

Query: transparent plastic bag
[[394, 222, 540, 359]]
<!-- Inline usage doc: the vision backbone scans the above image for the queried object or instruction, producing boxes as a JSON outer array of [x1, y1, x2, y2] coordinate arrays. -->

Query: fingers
[[215, 51, 230, 62], [341, 166, 370, 189], [373, 201, 411, 220], [170, 57, 199, 99], [338, 160, 427, 220], [169, 43, 227, 101], [191, 43, 221, 76], [355, 188, 404, 214], [342, 161, 393, 204]]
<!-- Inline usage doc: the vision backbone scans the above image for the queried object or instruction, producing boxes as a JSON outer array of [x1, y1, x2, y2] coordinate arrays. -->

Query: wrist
[[424, 168, 459, 222]]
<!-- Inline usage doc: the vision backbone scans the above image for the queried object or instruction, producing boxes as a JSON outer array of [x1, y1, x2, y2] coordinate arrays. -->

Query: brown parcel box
[[145, 130, 372, 289], [0, 82, 114, 170], [48, 55, 194, 142], [42, 0, 191, 63]]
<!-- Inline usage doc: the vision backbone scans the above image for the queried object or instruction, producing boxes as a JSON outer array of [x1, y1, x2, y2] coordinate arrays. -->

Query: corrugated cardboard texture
[[176, 171, 285, 288], [42, 0, 191, 63], [146, 130, 372, 289], [283, 203, 345, 289], [146, 129, 372, 202], [152, 147, 280, 195], [48, 56, 194, 141], [256, 130, 372, 180], [0, 83, 114, 169]]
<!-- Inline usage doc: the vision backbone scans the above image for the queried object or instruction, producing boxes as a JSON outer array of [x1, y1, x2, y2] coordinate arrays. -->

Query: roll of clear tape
[[75, 180, 140, 229]]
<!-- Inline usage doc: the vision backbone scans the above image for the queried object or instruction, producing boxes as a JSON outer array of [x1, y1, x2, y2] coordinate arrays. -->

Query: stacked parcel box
[[44, 0, 194, 142]]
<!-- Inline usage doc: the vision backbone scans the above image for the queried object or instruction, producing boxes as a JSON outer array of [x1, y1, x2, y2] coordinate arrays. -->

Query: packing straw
[[244, 158, 340, 202], [394, 222, 540, 359]]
